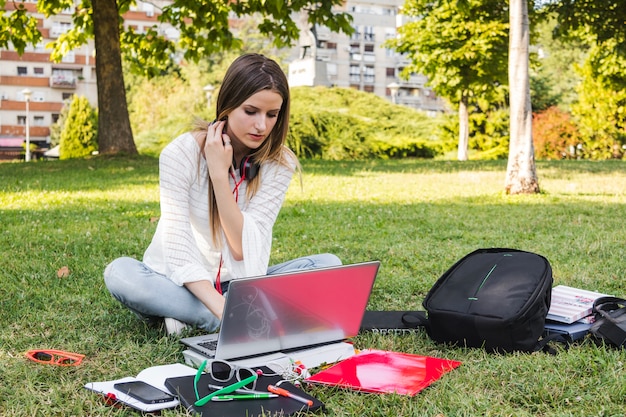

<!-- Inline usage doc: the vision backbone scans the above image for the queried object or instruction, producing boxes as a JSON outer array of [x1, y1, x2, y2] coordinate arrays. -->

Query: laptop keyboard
[[198, 340, 218, 351]]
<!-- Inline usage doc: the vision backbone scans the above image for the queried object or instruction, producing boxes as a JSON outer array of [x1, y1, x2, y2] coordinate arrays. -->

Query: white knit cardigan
[[143, 132, 295, 286]]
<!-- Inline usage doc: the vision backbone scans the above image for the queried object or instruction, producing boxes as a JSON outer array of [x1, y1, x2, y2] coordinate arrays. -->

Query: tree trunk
[[457, 92, 469, 161], [505, 0, 538, 194], [92, 0, 137, 155]]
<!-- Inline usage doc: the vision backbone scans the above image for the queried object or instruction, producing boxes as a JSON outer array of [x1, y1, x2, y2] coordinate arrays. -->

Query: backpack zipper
[[468, 263, 498, 301]]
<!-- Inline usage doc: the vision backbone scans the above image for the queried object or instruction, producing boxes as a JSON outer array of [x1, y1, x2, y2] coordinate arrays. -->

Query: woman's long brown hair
[[192, 54, 296, 247]]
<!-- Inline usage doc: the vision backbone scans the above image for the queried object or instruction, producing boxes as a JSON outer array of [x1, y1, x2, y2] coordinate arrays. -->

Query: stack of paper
[[547, 285, 610, 324]]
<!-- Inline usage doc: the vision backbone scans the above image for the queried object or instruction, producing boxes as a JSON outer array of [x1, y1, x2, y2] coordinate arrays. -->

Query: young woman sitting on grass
[[104, 53, 341, 335]]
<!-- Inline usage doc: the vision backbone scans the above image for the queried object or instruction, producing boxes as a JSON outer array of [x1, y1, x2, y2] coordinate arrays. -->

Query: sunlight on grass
[[2, 158, 626, 417]]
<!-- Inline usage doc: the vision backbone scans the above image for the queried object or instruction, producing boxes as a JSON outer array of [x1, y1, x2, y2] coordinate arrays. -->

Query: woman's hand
[[184, 280, 226, 320], [204, 120, 233, 181]]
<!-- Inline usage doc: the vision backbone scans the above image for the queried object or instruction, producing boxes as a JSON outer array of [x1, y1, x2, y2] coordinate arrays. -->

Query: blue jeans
[[103, 254, 342, 332]]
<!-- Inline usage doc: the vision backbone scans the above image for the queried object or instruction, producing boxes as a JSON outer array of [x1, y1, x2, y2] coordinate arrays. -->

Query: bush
[[439, 108, 510, 160], [533, 106, 581, 160], [288, 86, 445, 160], [59, 96, 98, 160]]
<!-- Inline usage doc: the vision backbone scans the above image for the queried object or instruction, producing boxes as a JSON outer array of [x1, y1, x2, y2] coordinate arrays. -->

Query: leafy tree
[[532, 14, 587, 110], [547, 0, 626, 159], [387, 0, 509, 161], [1, 0, 353, 155], [49, 98, 72, 147], [549, 0, 626, 57], [59, 95, 98, 159], [572, 41, 626, 159]]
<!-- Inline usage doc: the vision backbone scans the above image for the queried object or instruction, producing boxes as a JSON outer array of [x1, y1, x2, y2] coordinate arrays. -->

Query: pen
[[208, 384, 272, 395], [194, 374, 258, 407], [267, 384, 313, 407], [211, 393, 279, 401]]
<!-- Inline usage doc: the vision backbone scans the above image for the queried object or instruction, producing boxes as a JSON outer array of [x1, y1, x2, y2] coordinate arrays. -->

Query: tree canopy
[[1, 0, 354, 154]]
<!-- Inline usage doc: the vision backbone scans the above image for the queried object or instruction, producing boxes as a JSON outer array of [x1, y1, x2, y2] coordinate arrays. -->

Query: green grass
[[1, 157, 625, 416]]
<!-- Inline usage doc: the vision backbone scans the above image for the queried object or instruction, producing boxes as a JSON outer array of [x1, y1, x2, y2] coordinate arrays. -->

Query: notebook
[[180, 261, 380, 361], [165, 366, 323, 417]]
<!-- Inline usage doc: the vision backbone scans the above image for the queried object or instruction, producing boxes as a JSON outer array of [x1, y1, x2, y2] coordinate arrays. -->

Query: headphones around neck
[[235, 154, 260, 181]]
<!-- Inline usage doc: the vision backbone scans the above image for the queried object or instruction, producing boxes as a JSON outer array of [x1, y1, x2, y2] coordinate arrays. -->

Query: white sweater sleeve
[[146, 134, 217, 286]]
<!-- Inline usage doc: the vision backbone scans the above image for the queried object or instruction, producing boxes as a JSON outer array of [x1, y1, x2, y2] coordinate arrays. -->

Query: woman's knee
[[316, 253, 342, 267], [103, 257, 139, 293]]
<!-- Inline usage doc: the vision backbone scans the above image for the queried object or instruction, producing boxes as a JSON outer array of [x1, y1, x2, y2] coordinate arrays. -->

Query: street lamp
[[22, 88, 32, 162], [387, 82, 400, 105]]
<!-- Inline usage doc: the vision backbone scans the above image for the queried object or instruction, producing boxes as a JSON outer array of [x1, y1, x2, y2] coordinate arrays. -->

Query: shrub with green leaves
[[439, 108, 509, 160], [572, 41, 626, 160], [288, 86, 446, 160], [59, 95, 98, 160]]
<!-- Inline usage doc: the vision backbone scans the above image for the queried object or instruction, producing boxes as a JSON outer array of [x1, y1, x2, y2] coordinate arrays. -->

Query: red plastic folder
[[305, 349, 461, 395]]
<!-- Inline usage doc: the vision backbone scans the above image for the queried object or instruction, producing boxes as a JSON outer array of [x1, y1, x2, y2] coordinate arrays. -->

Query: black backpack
[[362, 248, 557, 353]]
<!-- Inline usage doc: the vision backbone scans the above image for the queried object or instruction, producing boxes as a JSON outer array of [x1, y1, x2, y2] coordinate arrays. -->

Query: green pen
[[211, 393, 279, 401], [194, 374, 259, 407]]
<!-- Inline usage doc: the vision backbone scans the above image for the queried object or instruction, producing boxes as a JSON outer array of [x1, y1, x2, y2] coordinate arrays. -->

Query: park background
[[2, 0, 626, 415]]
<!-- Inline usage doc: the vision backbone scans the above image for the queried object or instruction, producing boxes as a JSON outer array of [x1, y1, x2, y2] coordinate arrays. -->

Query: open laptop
[[180, 261, 380, 361]]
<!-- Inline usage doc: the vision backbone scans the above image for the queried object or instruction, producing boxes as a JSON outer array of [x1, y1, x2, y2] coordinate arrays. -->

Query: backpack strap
[[401, 311, 429, 331], [590, 296, 626, 347], [534, 333, 570, 354]]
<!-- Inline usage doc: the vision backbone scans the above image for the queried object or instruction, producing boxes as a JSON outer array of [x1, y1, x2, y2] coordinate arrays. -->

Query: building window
[[386, 67, 395, 77], [52, 69, 76, 87], [349, 65, 361, 83], [61, 50, 76, 63], [364, 44, 375, 53], [51, 21, 73, 38], [34, 67, 44, 75], [326, 42, 337, 50], [17, 66, 27, 76], [363, 66, 375, 83], [52, 113, 60, 123], [364, 26, 375, 42], [350, 26, 361, 40], [18, 116, 27, 125], [34, 116, 45, 126], [363, 85, 375, 93], [326, 63, 338, 76], [62, 93, 73, 101]]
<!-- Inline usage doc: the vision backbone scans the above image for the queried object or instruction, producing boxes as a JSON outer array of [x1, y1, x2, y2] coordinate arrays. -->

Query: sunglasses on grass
[[25, 349, 85, 366], [193, 359, 259, 406]]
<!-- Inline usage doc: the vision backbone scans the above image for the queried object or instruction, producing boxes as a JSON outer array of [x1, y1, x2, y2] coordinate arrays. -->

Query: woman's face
[[225, 89, 283, 155]]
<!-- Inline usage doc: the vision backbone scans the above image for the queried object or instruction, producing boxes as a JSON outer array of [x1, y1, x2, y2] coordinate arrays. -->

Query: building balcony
[[50, 75, 76, 89]]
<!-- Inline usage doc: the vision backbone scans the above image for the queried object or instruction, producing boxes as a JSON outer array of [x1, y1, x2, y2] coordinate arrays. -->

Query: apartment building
[[1, 0, 444, 159], [0, 1, 168, 157], [288, 0, 446, 115]]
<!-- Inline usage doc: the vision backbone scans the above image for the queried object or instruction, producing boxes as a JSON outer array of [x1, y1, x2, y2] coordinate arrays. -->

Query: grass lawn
[[1, 156, 625, 416]]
